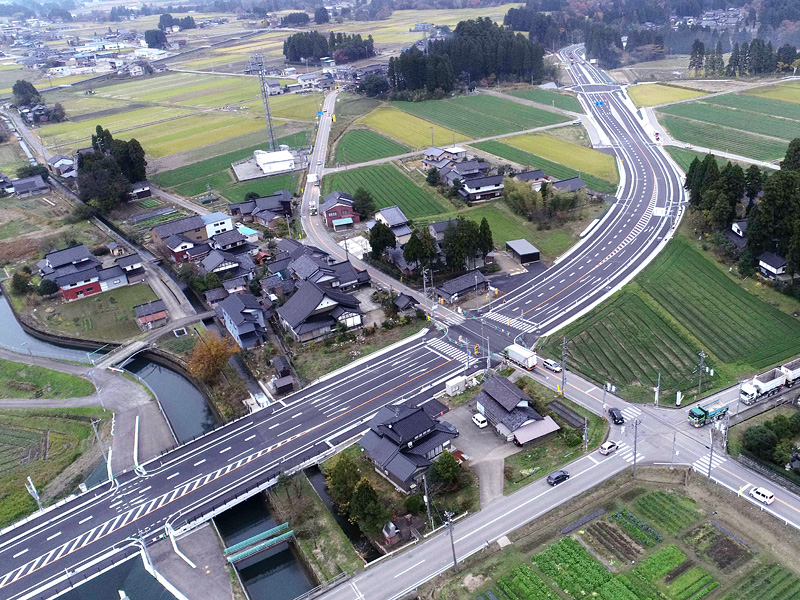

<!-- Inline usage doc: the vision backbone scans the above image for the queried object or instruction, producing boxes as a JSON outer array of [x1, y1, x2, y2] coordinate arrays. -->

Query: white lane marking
[[46, 532, 61, 541], [394, 559, 425, 578], [219, 446, 231, 454], [245, 434, 256, 441], [167, 472, 180, 480], [292, 412, 302, 419], [78, 516, 93, 524], [587, 454, 599, 464], [194, 459, 206, 466], [137, 486, 151, 494], [12, 549, 28, 559], [269, 423, 281, 429]]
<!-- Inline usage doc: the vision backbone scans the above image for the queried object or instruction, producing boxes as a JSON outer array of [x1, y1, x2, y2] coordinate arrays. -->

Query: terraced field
[[508, 88, 582, 112], [358, 106, 466, 149], [394, 94, 568, 138], [321, 163, 451, 218], [334, 129, 410, 164], [472, 140, 618, 194]]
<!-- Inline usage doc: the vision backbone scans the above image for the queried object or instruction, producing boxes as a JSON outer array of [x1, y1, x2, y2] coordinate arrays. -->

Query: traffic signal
[[474, 345, 480, 355]]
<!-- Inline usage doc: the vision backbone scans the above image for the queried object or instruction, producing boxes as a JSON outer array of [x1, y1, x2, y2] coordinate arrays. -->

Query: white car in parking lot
[[472, 413, 488, 428]]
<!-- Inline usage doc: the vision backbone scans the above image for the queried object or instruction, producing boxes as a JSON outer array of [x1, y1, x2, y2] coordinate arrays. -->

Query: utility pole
[[423, 474, 433, 530], [583, 416, 588, 453], [430, 126, 434, 147], [736, 380, 742, 416], [445, 511, 458, 573], [670, 430, 676, 469], [474, 274, 479, 312], [707, 427, 714, 481], [91, 418, 109, 467], [560, 337, 568, 396], [25, 476, 43, 511], [633, 419, 640, 477], [697, 350, 707, 397], [655, 372, 660, 408]]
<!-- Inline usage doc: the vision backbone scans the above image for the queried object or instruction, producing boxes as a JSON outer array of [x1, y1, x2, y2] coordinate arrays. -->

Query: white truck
[[740, 368, 786, 404], [503, 344, 537, 370], [780, 357, 800, 387]]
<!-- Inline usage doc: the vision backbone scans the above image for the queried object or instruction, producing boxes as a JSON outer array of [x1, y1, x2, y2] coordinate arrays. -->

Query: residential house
[[421, 145, 467, 170], [272, 354, 292, 378], [152, 212, 234, 262], [107, 241, 126, 256], [204, 287, 229, 307], [439, 160, 489, 186], [130, 183, 151, 200], [297, 73, 317, 88], [229, 190, 292, 227], [47, 154, 74, 176], [116, 253, 146, 283], [321, 191, 360, 228], [266, 239, 330, 276], [216, 293, 268, 349], [506, 239, 540, 264], [474, 377, 560, 444], [515, 169, 550, 191], [134, 299, 168, 330], [458, 175, 504, 202], [758, 251, 787, 279], [371, 205, 412, 245], [12, 175, 49, 196], [393, 293, 419, 316], [0, 172, 14, 194], [552, 176, 586, 193], [222, 276, 248, 294], [236, 224, 262, 243], [265, 79, 283, 95], [359, 402, 457, 493], [277, 280, 362, 342], [210, 229, 256, 255], [435, 271, 487, 304], [428, 219, 458, 243], [286, 253, 370, 289], [200, 249, 256, 280]]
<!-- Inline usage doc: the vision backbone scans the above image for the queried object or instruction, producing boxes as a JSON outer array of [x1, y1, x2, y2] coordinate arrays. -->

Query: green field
[[508, 88, 582, 112], [152, 131, 308, 191], [334, 129, 410, 164], [542, 238, 800, 402], [664, 146, 737, 173], [656, 96, 797, 161], [40, 284, 158, 342], [0, 407, 107, 528], [322, 163, 451, 218], [472, 140, 618, 194], [627, 83, 705, 107], [743, 80, 800, 104], [214, 172, 300, 203], [504, 133, 619, 183], [0, 359, 95, 399], [394, 94, 568, 139]]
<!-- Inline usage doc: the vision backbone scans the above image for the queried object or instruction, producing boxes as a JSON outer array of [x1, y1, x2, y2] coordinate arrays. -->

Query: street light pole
[[560, 337, 568, 395], [474, 274, 479, 312], [707, 427, 714, 481], [633, 419, 640, 477], [445, 511, 458, 573]]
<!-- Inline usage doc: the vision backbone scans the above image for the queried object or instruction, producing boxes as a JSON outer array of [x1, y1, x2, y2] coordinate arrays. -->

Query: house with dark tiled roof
[[37, 244, 133, 301], [321, 191, 360, 229], [134, 299, 168, 330], [515, 169, 550, 190], [758, 251, 787, 280], [359, 402, 457, 492], [199, 249, 256, 280], [12, 175, 49, 196], [475, 377, 559, 444], [277, 280, 362, 342], [552, 176, 586, 193], [435, 271, 487, 304], [458, 175, 504, 202], [216, 293, 268, 349], [228, 190, 292, 228], [152, 213, 234, 262], [370, 205, 412, 245]]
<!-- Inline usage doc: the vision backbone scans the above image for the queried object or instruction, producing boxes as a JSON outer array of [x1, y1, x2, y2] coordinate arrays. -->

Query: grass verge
[[0, 358, 95, 399]]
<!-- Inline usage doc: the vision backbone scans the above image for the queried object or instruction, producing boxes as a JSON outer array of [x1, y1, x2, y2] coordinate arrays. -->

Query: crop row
[[666, 566, 718, 600], [334, 129, 409, 164], [498, 565, 558, 600], [635, 545, 687, 581], [633, 492, 700, 535], [722, 564, 800, 600], [705, 93, 800, 123], [533, 537, 612, 597], [610, 510, 662, 548]]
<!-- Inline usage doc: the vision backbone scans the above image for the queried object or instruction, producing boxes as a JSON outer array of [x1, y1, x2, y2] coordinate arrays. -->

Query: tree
[[10, 271, 30, 295], [352, 187, 375, 219], [244, 191, 260, 202], [50, 102, 66, 123], [688, 39, 705, 74], [403, 231, 424, 269], [37, 278, 59, 296], [442, 217, 479, 270], [417, 227, 438, 268], [186, 331, 240, 382], [745, 164, 763, 203], [359, 74, 388, 97], [432, 450, 461, 487], [743, 424, 778, 461], [369, 221, 395, 259], [144, 29, 167, 49], [16, 164, 49, 181], [426, 167, 439, 186], [77, 151, 131, 213], [477, 217, 493, 262], [11, 80, 40, 106], [348, 477, 388, 535], [782, 138, 800, 173], [158, 13, 174, 30], [325, 452, 360, 513], [314, 7, 329, 23], [111, 138, 147, 183]]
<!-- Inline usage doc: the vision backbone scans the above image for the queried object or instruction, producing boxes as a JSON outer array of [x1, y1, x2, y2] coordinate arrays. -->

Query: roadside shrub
[[91, 245, 110, 256], [404, 494, 425, 514]]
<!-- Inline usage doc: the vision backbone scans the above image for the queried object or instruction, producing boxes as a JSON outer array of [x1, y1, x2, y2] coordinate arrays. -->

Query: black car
[[546, 470, 570, 486], [609, 407, 624, 424]]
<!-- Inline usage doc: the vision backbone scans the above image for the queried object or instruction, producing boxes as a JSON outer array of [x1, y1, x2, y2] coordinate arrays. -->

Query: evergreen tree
[[745, 164, 764, 204], [352, 187, 375, 219], [369, 221, 395, 259], [782, 138, 800, 173], [714, 41, 725, 76], [426, 168, 439, 186], [432, 450, 461, 487], [12, 80, 41, 106], [349, 478, 388, 535], [325, 452, 360, 514], [478, 217, 494, 262], [727, 43, 740, 76], [688, 39, 705, 74], [314, 7, 329, 23]]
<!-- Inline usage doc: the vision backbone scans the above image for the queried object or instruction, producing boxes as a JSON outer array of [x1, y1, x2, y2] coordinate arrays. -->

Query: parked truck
[[740, 368, 786, 404], [688, 399, 729, 427], [780, 357, 800, 387], [503, 344, 537, 370]]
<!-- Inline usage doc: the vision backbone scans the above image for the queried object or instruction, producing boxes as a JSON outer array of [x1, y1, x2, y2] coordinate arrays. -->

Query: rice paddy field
[[656, 93, 798, 161], [626, 83, 706, 107], [472, 139, 618, 194], [541, 237, 800, 402], [334, 129, 410, 164], [358, 106, 467, 149], [394, 94, 569, 139], [507, 88, 582, 112], [664, 147, 738, 173], [321, 163, 451, 218], [741, 79, 800, 104]]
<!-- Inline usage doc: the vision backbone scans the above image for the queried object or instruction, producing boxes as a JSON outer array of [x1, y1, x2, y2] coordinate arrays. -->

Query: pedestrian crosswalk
[[620, 406, 641, 422], [615, 441, 644, 464], [692, 453, 726, 475], [483, 311, 539, 333], [427, 338, 469, 363]]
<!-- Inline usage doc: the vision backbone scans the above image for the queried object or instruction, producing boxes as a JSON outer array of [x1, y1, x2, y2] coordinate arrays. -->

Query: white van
[[749, 486, 775, 505], [542, 358, 562, 373]]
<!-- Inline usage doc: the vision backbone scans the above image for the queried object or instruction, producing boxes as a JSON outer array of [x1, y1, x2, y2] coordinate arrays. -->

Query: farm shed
[[506, 239, 540, 264]]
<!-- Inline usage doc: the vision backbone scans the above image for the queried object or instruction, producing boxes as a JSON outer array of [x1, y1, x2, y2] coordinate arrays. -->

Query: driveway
[[445, 402, 521, 506]]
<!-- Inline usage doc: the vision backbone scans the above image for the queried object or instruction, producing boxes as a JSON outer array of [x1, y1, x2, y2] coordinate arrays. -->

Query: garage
[[506, 239, 540, 264]]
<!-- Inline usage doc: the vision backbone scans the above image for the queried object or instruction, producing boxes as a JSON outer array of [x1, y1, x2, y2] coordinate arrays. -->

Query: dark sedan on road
[[546, 470, 570, 486]]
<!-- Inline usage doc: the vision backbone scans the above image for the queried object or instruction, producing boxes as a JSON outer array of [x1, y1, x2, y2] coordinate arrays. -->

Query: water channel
[[0, 294, 316, 599]]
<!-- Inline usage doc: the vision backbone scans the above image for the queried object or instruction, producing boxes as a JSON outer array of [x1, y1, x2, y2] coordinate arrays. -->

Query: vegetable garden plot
[[533, 537, 612, 597], [634, 492, 700, 535]]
